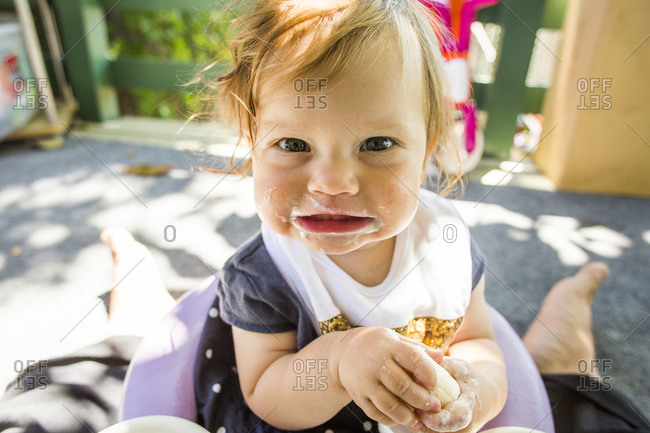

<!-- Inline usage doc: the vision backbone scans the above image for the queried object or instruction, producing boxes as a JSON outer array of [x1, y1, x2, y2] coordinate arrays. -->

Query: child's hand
[[334, 327, 444, 428], [414, 358, 480, 433]]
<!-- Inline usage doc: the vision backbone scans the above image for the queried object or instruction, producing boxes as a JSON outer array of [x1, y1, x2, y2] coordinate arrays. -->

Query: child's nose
[[307, 155, 359, 196]]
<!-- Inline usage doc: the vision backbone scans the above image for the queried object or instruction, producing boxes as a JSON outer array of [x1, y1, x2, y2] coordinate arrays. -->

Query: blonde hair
[[211, 0, 461, 195]]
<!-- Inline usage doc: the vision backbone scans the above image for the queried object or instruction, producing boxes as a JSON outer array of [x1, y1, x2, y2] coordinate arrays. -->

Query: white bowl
[[99, 416, 210, 433], [481, 428, 546, 433], [101, 418, 547, 433]]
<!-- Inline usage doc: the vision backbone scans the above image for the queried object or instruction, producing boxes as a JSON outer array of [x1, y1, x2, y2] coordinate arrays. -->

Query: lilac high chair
[[119, 275, 555, 432]]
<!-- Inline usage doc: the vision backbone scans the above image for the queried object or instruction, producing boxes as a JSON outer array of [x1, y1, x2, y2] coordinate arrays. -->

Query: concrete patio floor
[[1, 118, 649, 421]]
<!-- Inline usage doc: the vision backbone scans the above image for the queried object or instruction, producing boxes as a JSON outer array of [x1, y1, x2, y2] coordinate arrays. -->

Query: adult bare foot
[[101, 227, 176, 337], [522, 262, 610, 378]]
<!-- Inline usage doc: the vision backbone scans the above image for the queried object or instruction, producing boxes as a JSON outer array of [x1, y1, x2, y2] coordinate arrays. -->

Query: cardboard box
[[534, 0, 650, 197]]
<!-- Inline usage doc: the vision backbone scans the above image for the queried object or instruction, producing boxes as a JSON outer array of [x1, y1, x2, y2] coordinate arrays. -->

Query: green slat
[[53, 0, 119, 121], [0, 0, 35, 6], [481, 0, 546, 158], [0, 0, 221, 13], [476, 4, 500, 24], [98, 0, 218, 11], [523, 86, 546, 114], [472, 82, 488, 108], [110, 58, 230, 91], [541, 0, 567, 29], [476, 0, 564, 131], [42, 57, 59, 95]]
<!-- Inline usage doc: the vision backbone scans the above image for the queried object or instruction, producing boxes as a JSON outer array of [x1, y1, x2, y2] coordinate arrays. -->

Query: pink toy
[[421, 0, 499, 173]]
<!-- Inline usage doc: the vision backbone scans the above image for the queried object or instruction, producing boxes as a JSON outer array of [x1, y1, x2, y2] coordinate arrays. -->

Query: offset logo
[[293, 78, 328, 110], [293, 359, 328, 391], [577, 78, 612, 110], [13, 78, 48, 110], [13, 360, 48, 390], [577, 359, 612, 391]]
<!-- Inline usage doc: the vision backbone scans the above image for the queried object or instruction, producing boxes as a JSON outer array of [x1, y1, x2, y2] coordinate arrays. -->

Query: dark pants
[[0, 336, 141, 433], [544, 374, 650, 433]]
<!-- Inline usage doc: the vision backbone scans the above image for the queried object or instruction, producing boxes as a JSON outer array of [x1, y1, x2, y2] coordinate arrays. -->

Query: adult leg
[[0, 228, 176, 433], [101, 227, 176, 338], [523, 262, 650, 433]]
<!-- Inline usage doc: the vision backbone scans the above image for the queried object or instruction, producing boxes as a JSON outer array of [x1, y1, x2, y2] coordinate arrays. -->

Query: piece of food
[[123, 164, 174, 177], [431, 362, 460, 407]]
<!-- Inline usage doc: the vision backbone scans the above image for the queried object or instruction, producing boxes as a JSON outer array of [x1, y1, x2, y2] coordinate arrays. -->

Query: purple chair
[[119, 275, 217, 421], [119, 276, 555, 432], [481, 309, 555, 432]]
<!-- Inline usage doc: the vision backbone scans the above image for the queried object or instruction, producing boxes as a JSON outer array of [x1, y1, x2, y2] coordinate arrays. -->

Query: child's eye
[[278, 138, 310, 152], [360, 137, 394, 152]]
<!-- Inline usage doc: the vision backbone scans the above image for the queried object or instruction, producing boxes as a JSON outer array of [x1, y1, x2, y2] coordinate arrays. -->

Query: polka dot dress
[[194, 234, 381, 432]]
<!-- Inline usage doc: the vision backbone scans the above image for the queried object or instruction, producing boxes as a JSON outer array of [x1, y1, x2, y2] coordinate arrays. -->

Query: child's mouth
[[294, 214, 374, 233]]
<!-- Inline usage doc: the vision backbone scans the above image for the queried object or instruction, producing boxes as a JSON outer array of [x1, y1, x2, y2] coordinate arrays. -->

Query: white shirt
[[261, 189, 473, 335]]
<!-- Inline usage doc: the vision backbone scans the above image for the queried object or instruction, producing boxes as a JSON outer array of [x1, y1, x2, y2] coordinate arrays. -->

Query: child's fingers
[[397, 335, 444, 363], [393, 343, 440, 391], [354, 396, 396, 427], [417, 359, 479, 432], [352, 387, 403, 427], [368, 386, 423, 426], [440, 357, 471, 381], [417, 398, 473, 432], [379, 360, 442, 412]]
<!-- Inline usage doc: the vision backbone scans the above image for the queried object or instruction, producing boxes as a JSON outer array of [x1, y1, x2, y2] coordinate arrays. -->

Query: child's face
[[251, 39, 427, 257]]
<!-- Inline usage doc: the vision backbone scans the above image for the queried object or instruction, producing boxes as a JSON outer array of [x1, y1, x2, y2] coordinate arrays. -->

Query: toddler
[[196, 1, 507, 432]]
